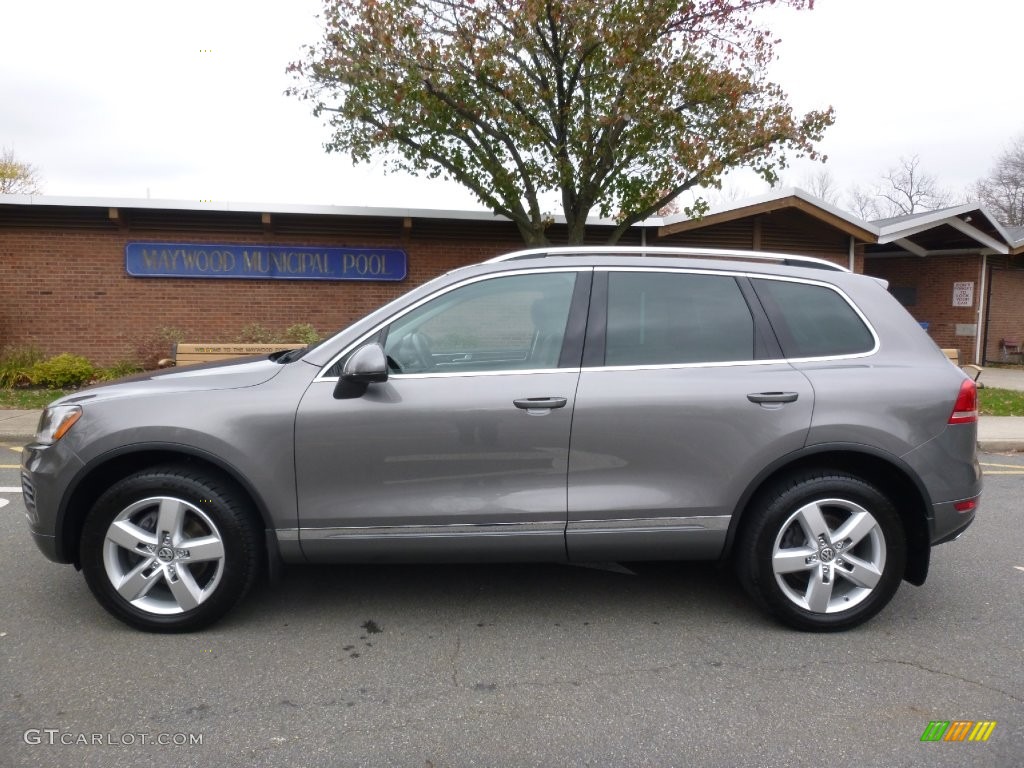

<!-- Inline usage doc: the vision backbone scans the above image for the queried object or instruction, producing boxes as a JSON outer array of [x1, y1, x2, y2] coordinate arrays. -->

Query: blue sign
[[126, 242, 407, 282]]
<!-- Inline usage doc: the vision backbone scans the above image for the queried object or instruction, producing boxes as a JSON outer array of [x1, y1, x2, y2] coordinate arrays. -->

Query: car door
[[566, 268, 814, 561], [294, 268, 591, 562]]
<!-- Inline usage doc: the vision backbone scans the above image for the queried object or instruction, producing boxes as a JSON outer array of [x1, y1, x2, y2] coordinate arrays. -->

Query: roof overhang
[[4, 190, 1023, 255], [871, 204, 1012, 256], [658, 187, 877, 242]]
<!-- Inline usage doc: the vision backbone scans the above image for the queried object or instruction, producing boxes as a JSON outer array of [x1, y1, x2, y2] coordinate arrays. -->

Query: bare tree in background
[[0, 148, 42, 194], [846, 184, 880, 220], [973, 133, 1024, 227], [802, 168, 841, 206], [841, 155, 950, 220], [874, 155, 951, 217]]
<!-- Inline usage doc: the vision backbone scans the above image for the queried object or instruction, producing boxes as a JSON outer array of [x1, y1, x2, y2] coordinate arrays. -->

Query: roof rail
[[485, 246, 850, 272]]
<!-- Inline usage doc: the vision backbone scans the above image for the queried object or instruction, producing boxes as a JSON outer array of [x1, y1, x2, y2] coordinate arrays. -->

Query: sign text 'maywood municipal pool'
[[125, 242, 407, 282]]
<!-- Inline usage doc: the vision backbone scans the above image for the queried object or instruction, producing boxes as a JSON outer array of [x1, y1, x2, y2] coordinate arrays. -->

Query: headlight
[[36, 405, 82, 445]]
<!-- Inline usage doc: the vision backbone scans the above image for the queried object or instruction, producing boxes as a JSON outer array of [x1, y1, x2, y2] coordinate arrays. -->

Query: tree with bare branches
[[846, 184, 880, 220], [973, 133, 1024, 227], [842, 155, 951, 221], [873, 155, 950, 217], [802, 168, 840, 206]]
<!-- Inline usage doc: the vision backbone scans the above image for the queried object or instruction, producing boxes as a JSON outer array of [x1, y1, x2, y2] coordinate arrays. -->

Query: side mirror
[[334, 343, 388, 399]]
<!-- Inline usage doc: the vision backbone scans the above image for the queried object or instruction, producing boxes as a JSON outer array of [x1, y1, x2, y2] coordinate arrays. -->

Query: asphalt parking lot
[[1, 446, 1021, 767]]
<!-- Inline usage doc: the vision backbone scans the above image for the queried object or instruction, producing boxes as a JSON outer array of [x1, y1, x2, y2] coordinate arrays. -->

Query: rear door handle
[[747, 392, 799, 404], [513, 397, 568, 410]]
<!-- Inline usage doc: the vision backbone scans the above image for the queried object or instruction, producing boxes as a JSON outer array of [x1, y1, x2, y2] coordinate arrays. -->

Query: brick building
[[1, 190, 1021, 366]]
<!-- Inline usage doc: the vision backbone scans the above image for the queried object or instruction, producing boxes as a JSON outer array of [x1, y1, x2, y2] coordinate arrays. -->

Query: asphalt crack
[[449, 633, 462, 688], [871, 657, 1023, 704]]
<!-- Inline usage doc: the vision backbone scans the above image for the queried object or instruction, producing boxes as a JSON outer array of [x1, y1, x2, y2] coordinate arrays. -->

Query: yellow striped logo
[[968, 721, 998, 742]]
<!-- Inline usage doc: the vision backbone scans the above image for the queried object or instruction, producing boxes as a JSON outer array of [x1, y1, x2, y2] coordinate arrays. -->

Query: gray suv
[[22, 247, 981, 632]]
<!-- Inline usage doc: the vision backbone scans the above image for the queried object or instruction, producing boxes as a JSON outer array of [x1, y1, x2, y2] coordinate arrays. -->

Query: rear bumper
[[899, 423, 981, 546], [930, 495, 978, 545]]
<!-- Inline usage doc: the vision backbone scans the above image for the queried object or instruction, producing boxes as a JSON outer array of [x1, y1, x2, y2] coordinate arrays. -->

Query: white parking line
[[0, 487, 23, 493]]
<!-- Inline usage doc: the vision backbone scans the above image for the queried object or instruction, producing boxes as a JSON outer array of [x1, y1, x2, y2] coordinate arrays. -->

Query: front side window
[[382, 272, 577, 374], [604, 271, 755, 366], [752, 278, 875, 358]]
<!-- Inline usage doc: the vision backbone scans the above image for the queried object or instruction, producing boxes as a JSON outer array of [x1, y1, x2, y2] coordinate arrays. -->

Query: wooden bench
[[164, 342, 306, 367], [942, 348, 984, 384]]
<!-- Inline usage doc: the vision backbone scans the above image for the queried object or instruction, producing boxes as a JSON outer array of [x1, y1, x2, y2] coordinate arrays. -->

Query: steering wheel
[[408, 332, 433, 371]]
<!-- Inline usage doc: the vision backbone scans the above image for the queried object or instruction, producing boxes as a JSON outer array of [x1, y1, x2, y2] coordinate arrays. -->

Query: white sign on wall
[[952, 281, 974, 307]]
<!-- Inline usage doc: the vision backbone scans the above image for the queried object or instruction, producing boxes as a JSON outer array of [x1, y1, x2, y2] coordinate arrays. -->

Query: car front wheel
[[737, 471, 906, 632], [80, 466, 260, 632]]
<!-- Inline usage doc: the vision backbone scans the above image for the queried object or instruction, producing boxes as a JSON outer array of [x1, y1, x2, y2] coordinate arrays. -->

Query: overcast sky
[[2, 0, 1021, 214]]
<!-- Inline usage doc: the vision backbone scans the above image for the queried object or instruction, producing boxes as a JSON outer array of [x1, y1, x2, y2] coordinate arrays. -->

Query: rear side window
[[752, 278, 875, 358], [605, 271, 754, 365]]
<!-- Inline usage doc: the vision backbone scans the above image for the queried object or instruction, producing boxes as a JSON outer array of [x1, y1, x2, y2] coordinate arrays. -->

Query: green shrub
[[0, 345, 44, 388], [99, 360, 144, 381], [156, 326, 186, 344], [284, 323, 321, 344], [31, 354, 97, 389], [238, 323, 278, 343], [132, 326, 189, 370]]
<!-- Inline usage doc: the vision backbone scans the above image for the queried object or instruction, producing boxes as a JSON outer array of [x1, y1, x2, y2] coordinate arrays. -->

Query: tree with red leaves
[[289, 0, 833, 244]]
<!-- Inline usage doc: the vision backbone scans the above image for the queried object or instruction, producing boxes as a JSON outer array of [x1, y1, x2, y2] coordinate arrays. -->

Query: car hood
[[53, 356, 286, 406]]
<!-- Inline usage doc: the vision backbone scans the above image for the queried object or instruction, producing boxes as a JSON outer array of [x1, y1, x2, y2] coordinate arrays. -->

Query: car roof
[[485, 246, 850, 273]]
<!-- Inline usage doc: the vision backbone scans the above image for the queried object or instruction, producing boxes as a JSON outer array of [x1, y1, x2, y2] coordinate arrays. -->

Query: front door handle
[[747, 392, 799, 404], [513, 397, 568, 410]]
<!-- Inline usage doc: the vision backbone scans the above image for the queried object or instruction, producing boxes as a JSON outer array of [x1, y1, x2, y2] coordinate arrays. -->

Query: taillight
[[948, 379, 978, 424]]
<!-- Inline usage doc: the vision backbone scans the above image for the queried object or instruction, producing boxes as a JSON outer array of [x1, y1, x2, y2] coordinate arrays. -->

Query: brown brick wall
[[653, 209, 860, 270], [863, 255, 986, 364], [986, 265, 1024, 363], [0, 202, 897, 367], [0, 210, 527, 365]]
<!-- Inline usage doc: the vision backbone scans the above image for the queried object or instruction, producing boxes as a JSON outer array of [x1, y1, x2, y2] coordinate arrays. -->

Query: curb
[[978, 440, 1024, 453]]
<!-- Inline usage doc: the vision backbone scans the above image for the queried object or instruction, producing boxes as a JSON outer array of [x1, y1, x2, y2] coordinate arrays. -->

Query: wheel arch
[[56, 443, 277, 568], [724, 444, 932, 586]]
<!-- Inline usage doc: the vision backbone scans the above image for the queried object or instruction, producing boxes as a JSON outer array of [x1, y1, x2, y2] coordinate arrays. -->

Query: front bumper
[[22, 442, 85, 564]]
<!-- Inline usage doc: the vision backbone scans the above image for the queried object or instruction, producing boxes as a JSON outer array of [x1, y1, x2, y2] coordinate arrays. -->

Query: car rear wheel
[[736, 471, 906, 631], [80, 466, 260, 632]]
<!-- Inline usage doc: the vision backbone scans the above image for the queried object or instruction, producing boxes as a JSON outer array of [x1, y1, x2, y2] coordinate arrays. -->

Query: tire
[[79, 466, 261, 632], [736, 470, 906, 632]]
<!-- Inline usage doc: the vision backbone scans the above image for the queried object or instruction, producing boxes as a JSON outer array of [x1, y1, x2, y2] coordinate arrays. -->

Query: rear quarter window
[[752, 278, 875, 359]]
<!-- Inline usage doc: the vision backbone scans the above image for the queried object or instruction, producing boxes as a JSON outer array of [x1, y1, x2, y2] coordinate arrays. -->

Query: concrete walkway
[[975, 365, 1024, 392], [0, 409, 39, 441]]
